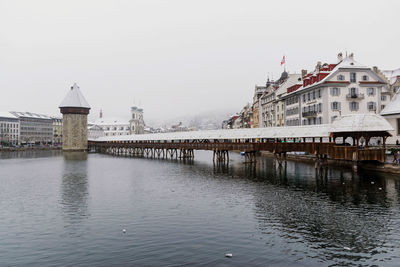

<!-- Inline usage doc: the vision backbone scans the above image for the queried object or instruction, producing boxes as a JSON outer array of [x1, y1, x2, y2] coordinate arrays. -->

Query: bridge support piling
[[213, 150, 228, 163], [244, 151, 256, 164]]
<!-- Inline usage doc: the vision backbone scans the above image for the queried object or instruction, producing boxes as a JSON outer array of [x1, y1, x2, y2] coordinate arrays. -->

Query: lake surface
[[1, 150, 399, 266]]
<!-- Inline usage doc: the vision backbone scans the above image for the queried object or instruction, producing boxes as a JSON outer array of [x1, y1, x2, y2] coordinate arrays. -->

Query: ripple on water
[[0, 151, 399, 266]]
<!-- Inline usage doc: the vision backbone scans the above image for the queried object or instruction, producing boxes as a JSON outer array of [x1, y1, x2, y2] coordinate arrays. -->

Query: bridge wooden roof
[[94, 125, 331, 142], [93, 114, 394, 142]]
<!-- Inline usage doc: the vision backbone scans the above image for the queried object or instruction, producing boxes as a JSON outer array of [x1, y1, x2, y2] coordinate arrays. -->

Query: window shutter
[[338, 102, 341, 110]]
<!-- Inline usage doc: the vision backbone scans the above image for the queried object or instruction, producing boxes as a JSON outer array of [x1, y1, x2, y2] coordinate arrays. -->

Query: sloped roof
[[10, 111, 52, 120], [330, 114, 393, 133], [337, 56, 368, 69], [94, 124, 331, 141], [275, 74, 302, 97], [59, 83, 90, 108], [382, 68, 400, 85], [0, 112, 18, 119], [286, 56, 373, 97], [93, 117, 129, 126], [381, 92, 400, 116], [93, 114, 393, 142]]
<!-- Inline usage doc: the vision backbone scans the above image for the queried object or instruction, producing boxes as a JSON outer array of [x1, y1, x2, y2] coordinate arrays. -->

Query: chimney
[[337, 52, 343, 62], [301, 69, 307, 77], [373, 66, 379, 73], [100, 109, 103, 119], [315, 61, 322, 71], [349, 52, 354, 59]]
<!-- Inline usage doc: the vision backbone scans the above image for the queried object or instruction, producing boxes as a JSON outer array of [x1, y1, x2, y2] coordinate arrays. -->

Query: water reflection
[[238, 158, 400, 265], [0, 149, 62, 159], [60, 152, 89, 225]]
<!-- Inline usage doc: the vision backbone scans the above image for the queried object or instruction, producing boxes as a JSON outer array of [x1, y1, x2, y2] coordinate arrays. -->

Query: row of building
[[0, 111, 62, 146], [222, 53, 400, 144], [0, 105, 146, 146]]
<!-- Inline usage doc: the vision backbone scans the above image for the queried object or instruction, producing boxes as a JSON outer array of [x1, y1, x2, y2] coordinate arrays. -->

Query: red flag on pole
[[280, 55, 285, 66]]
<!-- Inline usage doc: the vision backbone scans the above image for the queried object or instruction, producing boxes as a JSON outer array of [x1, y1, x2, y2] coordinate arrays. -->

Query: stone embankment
[[0, 147, 61, 152]]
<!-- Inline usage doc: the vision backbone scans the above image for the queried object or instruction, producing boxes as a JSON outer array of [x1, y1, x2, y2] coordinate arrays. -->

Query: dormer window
[[337, 74, 345, 81], [362, 75, 369, 81]]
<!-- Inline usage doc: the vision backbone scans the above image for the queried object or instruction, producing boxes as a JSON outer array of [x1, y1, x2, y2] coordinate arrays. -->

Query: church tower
[[129, 106, 144, 134], [59, 83, 91, 151]]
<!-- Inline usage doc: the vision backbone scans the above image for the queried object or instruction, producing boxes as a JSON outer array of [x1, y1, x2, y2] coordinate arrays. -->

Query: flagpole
[[284, 54, 286, 72]]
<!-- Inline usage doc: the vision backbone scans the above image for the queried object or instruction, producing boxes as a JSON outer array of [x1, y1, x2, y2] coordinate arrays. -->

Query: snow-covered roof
[[337, 56, 368, 69], [330, 114, 393, 133], [285, 56, 372, 97], [0, 112, 18, 120], [381, 92, 400, 116], [59, 83, 90, 108], [93, 118, 129, 126], [94, 124, 331, 142], [10, 111, 52, 120], [382, 68, 400, 85], [275, 74, 302, 97], [92, 114, 393, 142], [88, 125, 104, 130]]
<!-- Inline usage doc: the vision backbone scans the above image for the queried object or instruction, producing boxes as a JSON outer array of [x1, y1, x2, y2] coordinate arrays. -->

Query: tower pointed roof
[[59, 83, 90, 109]]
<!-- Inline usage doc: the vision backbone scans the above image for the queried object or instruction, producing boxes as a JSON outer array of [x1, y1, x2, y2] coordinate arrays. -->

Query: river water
[[0, 150, 399, 266]]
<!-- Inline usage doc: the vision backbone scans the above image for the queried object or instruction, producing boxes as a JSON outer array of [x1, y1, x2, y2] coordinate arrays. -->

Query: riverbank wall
[[0, 147, 62, 152]]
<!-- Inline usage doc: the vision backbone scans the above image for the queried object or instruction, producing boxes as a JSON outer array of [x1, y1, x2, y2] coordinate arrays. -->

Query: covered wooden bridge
[[88, 114, 393, 167]]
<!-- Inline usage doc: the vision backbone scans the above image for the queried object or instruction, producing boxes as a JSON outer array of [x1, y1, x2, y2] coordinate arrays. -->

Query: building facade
[[52, 117, 62, 145], [0, 112, 20, 146], [88, 124, 105, 139], [381, 91, 400, 144], [10, 111, 53, 145], [95, 118, 130, 136], [282, 54, 390, 126], [94, 106, 145, 136]]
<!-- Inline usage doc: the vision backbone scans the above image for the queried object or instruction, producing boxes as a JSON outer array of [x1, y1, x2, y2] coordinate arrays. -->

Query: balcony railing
[[346, 93, 364, 99], [302, 111, 318, 117]]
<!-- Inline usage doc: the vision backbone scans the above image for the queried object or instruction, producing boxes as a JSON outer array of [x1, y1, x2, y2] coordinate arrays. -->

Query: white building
[[381, 91, 400, 144], [260, 81, 278, 127], [88, 124, 105, 139], [10, 111, 53, 145], [95, 117, 130, 137], [0, 112, 20, 146], [94, 106, 145, 136], [274, 73, 302, 127], [282, 53, 391, 126]]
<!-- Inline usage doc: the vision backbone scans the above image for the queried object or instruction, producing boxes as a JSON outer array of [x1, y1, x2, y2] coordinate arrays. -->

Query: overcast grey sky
[[1, 0, 399, 124]]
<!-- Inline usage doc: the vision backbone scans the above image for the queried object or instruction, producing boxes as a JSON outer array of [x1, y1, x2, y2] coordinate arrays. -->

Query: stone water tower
[[59, 83, 91, 151]]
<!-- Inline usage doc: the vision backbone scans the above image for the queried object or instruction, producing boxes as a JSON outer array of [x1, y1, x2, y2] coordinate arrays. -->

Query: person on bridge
[[393, 151, 398, 164]]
